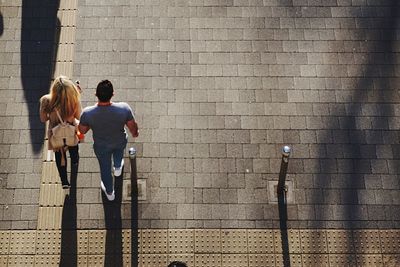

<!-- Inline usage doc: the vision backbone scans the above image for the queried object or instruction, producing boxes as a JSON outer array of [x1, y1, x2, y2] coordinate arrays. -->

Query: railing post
[[129, 147, 137, 180], [277, 145, 291, 195]]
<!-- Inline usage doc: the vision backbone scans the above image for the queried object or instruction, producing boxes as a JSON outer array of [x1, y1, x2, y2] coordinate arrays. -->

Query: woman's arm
[[39, 96, 49, 123]]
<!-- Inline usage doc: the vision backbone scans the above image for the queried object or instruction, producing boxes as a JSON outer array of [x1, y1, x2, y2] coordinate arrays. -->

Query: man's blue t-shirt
[[80, 102, 134, 147]]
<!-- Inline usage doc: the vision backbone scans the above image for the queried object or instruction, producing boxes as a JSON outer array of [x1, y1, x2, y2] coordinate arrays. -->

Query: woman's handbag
[[49, 110, 79, 149]]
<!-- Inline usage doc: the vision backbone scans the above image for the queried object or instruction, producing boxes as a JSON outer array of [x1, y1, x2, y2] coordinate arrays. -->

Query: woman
[[40, 75, 82, 188]]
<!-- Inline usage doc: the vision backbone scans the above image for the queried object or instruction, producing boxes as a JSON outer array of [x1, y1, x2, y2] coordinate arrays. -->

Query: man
[[78, 80, 139, 201]]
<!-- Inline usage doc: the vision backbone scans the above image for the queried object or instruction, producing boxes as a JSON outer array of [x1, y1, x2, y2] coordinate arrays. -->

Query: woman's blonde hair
[[48, 75, 80, 119]]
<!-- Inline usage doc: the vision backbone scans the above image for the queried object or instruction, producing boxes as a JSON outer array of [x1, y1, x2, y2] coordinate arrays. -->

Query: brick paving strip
[[1, 0, 400, 266]]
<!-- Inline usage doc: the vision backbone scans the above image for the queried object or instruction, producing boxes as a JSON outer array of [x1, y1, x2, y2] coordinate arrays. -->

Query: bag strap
[[55, 110, 65, 124]]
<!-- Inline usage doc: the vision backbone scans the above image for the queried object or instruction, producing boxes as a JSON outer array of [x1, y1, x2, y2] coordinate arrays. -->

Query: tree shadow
[[317, 0, 399, 226], [102, 173, 123, 267], [21, 0, 60, 154], [310, 0, 400, 261], [59, 163, 78, 266]]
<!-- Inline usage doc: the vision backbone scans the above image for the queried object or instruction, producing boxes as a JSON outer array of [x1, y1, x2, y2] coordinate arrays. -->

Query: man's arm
[[126, 119, 139, 138], [78, 124, 90, 134]]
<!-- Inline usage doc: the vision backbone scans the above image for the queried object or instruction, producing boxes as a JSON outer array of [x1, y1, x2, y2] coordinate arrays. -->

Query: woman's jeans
[[55, 145, 79, 186], [93, 143, 125, 194]]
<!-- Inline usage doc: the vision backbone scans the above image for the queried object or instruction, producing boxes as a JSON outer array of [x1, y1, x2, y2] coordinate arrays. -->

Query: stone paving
[[0, 0, 400, 266], [73, 0, 400, 229]]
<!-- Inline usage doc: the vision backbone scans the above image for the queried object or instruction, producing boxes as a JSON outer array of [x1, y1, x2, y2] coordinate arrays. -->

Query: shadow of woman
[[59, 162, 78, 266], [102, 173, 124, 267], [21, 0, 60, 154]]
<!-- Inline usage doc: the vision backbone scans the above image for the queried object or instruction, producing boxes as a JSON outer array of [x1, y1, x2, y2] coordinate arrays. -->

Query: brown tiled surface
[[0, 229, 398, 266]]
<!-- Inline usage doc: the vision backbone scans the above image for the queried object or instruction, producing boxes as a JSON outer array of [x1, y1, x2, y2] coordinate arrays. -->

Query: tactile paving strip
[[0, 231, 10, 254], [0, 256, 8, 266], [195, 254, 222, 266], [58, 10, 76, 26], [34, 255, 60, 267], [221, 229, 248, 254], [195, 229, 221, 253], [53, 62, 74, 78], [275, 254, 302, 267], [37, 207, 63, 230], [8, 230, 36, 255], [122, 254, 131, 267], [59, 27, 76, 44], [302, 254, 329, 267], [382, 254, 400, 267], [87, 255, 105, 267], [248, 254, 275, 267], [274, 229, 301, 254], [7, 255, 35, 267], [59, 0, 77, 9], [139, 254, 168, 267], [380, 230, 400, 254], [141, 230, 168, 254], [353, 230, 381, 254], [168, 229, 194, 254], [247, 229, 274, 254], [168, 254, 195, 267], [326, 230, 354, 254], [39, 184, 64, 207], [35, 230, 61, 255], [221, 254, 248, 267], [56, 44, 74, 62], [122, 230, 132, 254], [356, 254, 384, 266], [329, 254, 357, 267], [88, 230, 106, 255], [41, 162, 59, 184], [300, 229, 327, 253]]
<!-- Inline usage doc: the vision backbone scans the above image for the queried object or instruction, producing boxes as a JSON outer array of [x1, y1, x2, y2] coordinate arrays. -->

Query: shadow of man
[[102, 172, 124, 267], [59, 162, 78, 266]]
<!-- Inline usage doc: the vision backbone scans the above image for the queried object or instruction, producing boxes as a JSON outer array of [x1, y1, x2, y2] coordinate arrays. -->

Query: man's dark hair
[[96, 79, 113, 102], [168, 261, 187, 267]]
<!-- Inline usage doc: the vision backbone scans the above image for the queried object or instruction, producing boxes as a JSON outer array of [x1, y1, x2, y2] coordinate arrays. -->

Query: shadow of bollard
[[277, 146, 291, 267], [129, 147, 139, 267]]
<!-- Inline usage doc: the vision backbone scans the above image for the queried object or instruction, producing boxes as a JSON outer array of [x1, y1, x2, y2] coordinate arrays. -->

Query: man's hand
[[78, 124, 90, 134], [126, 119, 139, 138]]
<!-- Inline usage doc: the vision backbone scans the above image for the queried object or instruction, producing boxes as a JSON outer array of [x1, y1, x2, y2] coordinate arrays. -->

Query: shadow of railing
[[21, 0, 60, 154], [59, 162, 78, 266], [129, 147, 139, 267], [277, 146, 291, 267]]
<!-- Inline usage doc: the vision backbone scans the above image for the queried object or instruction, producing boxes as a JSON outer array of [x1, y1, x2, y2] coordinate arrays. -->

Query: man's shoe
[[100, 181, 115, 201], [62, 182, 71, 189], [113, 159, 124, 177]]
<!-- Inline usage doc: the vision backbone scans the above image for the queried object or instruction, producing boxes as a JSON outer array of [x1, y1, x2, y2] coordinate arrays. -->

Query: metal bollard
[[129, 147, 137, 177], [277, 145, 291, 195]]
